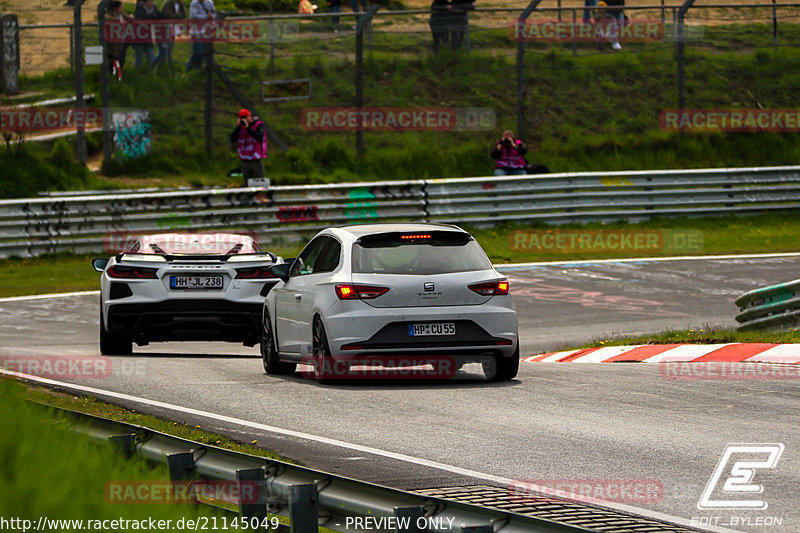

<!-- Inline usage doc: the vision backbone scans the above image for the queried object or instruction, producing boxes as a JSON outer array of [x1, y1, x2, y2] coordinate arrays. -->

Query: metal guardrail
[[2, 165, 800, 258], [735, 280, 800, 331], [55, 406, 590, 533]]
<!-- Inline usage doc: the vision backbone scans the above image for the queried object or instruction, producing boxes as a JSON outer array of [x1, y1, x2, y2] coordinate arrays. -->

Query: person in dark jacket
[[449, 0, 474, 50], [153, 0, 186, 69], [133, 0, 162, 68], [490, 130, 527, 176], [429, 0, 451, 52]]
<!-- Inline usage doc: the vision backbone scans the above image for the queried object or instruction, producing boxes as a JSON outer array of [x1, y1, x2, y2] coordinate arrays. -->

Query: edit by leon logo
[[698, 443, 784, 510]]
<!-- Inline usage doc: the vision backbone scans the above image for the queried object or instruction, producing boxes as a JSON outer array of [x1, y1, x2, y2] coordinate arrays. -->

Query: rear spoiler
[[117, 252, 278, 263]]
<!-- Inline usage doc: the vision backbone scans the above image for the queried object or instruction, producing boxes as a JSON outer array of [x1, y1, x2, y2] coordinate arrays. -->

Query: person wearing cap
[[230, 109, 267, 185]]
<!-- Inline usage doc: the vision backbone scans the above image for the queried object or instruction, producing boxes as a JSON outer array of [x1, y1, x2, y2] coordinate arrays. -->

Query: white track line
[[0, 290, 100, 303], [1, 368, 740, 533]]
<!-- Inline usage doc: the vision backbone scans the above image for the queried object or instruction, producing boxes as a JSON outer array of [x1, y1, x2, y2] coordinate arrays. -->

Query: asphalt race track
[[2, 255, 799, 533]]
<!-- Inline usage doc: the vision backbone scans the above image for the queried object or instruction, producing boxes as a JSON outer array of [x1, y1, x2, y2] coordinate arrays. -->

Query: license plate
[[408, 323, 456, 336], [170, 275, 223, 290]]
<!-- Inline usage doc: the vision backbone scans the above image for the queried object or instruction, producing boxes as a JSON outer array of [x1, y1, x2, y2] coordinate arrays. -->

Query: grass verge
[[22, 383, 295, 463], [1, 212, 799, 297], [570, 327, 800, 350], [0, 380, 232, 530]]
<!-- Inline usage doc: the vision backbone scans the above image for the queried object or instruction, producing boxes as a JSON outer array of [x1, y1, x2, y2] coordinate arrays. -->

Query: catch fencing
[[1, 165, 799, 258], [6, 0, 800, 172], [735, 278, 800, 330]]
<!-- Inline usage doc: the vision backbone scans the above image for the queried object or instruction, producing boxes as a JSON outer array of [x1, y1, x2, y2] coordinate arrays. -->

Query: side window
[[315, 239, 341, 274], [289, 238, 326, 277]]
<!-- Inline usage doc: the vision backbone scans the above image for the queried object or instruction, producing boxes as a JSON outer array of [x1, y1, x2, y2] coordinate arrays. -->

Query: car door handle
[[294, 294, 302, 300]]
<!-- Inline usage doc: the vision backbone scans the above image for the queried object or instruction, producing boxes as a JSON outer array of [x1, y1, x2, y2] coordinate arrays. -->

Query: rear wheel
[[99, 305, 132, 356], [483, 347, 519, 382], [261, 309, 295, 375], [312, 317, 336, 384]]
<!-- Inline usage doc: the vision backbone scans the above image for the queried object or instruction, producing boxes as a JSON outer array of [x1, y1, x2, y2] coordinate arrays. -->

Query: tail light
[[107, 265, 158, 279], [468, 279, 509, 296], [235, 266, 276, 279], [335, 284, 389, 300]]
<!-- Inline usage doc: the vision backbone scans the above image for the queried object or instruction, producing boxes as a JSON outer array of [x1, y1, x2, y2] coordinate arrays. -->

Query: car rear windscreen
[[352, 231, 493, 274]]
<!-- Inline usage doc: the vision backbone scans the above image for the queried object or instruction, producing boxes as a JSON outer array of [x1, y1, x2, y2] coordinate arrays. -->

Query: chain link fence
[[6, 0, 800, 177]]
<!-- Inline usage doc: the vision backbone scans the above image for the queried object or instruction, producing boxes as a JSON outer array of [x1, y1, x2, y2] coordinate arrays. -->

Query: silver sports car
[[260, 223, 519, 382]]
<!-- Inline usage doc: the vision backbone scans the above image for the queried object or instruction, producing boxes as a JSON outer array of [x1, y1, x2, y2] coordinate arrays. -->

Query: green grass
[[0, 380, 232, 530], [22, 384, 294, 463], [572, 326, 800, 350], [2, 211, 800, 297]]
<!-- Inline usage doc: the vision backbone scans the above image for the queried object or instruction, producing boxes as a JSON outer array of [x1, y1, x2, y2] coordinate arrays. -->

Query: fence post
[[73, 0, 87, 165], [205, 43, 214, 154], [676, 0, 695, 111], [355, 5, 380, 157], [97, 0, 113, 165], [772, 0, 778, 46], [516, 0, 543, 141], [0, 13, 20, 95]]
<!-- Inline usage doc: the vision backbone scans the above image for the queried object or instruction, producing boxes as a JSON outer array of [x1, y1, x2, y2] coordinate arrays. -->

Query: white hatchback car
[[93, 232, 281, 355], [260, 223, 519, 382]]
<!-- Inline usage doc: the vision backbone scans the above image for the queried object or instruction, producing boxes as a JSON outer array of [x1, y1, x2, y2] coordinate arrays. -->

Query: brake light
[[235, 266, 276, 279], [335, 284, 389, 300], [400, 234, 431, 240], [468, 279, 509, 296], [107, 265, 158, 279]]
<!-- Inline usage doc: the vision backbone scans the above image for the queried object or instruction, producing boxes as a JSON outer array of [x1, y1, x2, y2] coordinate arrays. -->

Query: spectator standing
[[186, 0, 216, 71], [449, 0, 474, 50], [582, 0, 596, 23], [133, 0, 161, 68], [230, 109, 268, 185], [327, 0, 341, 30], [490, 130, 527, 176], [107, 1, 132, 80], [156, 0, 187, 69], [597, 0, 624, 50], [350, 0, 368, 13], [429, 0, 451, 52]]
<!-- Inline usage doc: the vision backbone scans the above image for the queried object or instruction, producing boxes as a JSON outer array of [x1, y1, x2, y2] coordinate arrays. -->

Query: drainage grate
[[415, 485, 699, 533]]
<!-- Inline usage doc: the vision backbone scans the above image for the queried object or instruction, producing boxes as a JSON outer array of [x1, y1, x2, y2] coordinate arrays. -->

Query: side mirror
[[269, 263, 291, 282], [92, 258, 109, 272]]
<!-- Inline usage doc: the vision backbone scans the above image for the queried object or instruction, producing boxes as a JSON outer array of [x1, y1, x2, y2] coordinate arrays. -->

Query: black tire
[[261, 309, 295, 375], [99, 305, 132, 356], [312, 317, 336, 384], [483, 346, 519, 382]]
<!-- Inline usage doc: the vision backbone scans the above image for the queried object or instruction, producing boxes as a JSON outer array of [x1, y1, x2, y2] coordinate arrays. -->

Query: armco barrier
[[735, 280, 800, 331], [54, 406, 589, 533], [2, 166, 800, 257]]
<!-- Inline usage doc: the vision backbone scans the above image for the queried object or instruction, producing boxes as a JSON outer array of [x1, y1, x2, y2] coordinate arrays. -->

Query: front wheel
[[261, 309, 295, 375], [99, 305, 132, 356]]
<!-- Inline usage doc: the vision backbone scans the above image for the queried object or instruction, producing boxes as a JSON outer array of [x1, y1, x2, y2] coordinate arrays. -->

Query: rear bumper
[[322, 301, 518, 358], [107, 299, 262, 344]]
